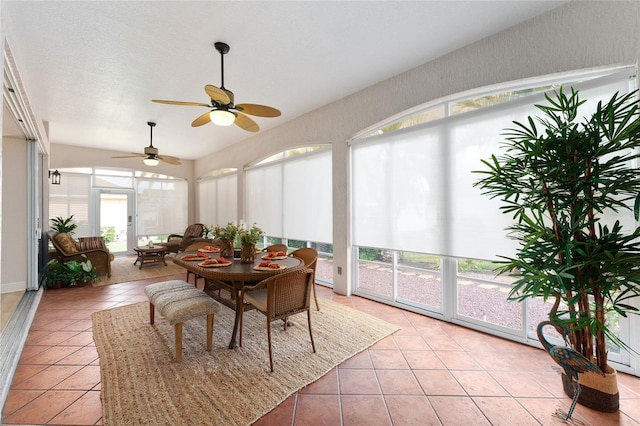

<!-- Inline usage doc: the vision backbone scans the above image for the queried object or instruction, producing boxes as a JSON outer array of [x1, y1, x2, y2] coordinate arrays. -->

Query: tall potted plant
[[474, 88, 640, 413]]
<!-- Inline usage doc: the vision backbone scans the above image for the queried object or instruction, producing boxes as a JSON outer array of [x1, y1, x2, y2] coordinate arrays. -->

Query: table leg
[[228, 282, 244, 349]]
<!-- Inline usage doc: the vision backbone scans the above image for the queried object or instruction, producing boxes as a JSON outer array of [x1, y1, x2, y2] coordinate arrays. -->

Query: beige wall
[[1, 136, 27, 293]]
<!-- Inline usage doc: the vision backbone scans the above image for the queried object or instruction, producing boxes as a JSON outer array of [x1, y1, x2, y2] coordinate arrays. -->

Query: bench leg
[[175, 323, 183, 362], [149, 302, 155, 324], [206, 314, 215, 351]]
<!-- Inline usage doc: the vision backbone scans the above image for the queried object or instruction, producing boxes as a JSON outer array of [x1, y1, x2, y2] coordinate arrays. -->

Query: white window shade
[[136, 178, 187, 236], [198, 179, 216, 226], [198, 174, 237, 226], [246, 149, 332, 243], [216, 174, 237, 225], [352, 133, 444, 253], [283, 150, 332, 242], [49, 173, 91, 237], [245, 165, 283, 236], [352, 70, 634, 261]]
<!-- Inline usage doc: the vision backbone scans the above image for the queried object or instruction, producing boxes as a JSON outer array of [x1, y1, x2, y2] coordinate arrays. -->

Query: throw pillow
[[77, 236, 107, 250], [54, 233, 78, 254]]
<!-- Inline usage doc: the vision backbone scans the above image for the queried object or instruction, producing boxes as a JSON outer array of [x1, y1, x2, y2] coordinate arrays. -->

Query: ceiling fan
[[112, 122, 182, 166], [152, 42, 281, 132]]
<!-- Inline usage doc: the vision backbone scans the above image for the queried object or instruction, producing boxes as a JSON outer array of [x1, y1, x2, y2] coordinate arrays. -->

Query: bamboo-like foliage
[[474, 88, 640, 370]]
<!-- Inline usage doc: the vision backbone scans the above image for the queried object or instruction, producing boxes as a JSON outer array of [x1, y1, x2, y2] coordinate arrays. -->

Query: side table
[[133, 246, 169, 269]]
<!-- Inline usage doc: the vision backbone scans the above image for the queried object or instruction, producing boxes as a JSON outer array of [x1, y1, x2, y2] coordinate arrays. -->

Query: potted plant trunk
[[474, 88, 640, 413]]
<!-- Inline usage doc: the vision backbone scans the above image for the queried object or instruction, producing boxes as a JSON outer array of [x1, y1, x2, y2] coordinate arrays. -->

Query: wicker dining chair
[[264, 244, 287, 253], [289, 247, 319, 311], [182, 239, 221, 287], [239, 268, 316, 372]]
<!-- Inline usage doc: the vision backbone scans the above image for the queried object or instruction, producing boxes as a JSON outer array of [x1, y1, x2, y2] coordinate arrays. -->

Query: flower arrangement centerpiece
[[238, 223, 263, 263], [212, 222, 240, 258]]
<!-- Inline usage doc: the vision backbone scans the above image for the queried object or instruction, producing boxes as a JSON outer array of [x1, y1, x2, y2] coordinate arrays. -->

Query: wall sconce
[[49, 169, 61, 185]]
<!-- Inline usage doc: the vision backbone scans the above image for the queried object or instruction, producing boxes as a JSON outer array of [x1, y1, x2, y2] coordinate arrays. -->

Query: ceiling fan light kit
[[143, 157, 160, 166], [152, 41, 281, 132], [210, 109, 236, 126]]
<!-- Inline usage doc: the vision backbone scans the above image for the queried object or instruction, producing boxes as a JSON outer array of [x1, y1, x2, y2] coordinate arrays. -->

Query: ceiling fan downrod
[[214, 42, 230, 90], [147, 121, 156, 147]]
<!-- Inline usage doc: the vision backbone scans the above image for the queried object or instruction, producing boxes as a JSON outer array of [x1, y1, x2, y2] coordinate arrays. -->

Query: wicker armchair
[[46, 230, 114, 277], [160, 223, 204, 254], [239, 268, 316, 372], [289, 247, 319, 311], [264, 244, 287, 253]]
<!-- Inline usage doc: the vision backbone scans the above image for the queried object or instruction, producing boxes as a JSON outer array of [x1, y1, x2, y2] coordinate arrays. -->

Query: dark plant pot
[[562, 366, 619, 413], [46, 280, 65, 289]]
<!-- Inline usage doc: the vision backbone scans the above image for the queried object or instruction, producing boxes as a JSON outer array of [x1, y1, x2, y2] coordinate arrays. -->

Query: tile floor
[[2, 272, 639, 425]]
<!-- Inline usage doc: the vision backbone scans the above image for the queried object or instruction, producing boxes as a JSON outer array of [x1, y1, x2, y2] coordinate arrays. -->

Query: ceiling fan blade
[[234, 112, 259, 132], [158, 155, 182, 165], [152, 99, 210, 107], [205, 85, 231, 104], [235, 103, 281, 117], [191, 111, 212, 127], [112, 153, 146, 158]]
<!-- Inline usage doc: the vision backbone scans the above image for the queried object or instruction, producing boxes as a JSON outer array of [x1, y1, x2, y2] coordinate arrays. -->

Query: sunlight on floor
[[1, 291, 24, 331]]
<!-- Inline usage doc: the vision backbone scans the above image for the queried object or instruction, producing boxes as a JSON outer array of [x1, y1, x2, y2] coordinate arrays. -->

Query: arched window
[[350, 67, 637, 368]]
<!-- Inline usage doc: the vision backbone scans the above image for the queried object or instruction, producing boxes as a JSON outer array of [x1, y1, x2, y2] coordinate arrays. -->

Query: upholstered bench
[[144, 280, 221, 362]]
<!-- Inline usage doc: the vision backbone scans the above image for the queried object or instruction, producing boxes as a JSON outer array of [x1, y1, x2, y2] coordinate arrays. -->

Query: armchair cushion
[[54, 233, 79, 254]]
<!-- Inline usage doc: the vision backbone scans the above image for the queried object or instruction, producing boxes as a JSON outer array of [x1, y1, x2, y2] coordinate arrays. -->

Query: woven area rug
[[93, 255, 185, 287], [93, 299, 398, 425]]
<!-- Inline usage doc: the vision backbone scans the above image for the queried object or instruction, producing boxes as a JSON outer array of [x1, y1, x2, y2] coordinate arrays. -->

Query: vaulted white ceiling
[[3, 1, 566, 160]]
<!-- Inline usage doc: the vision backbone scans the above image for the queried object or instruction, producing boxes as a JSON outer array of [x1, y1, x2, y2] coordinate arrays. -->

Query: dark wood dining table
[[172, 252, 303, 349]]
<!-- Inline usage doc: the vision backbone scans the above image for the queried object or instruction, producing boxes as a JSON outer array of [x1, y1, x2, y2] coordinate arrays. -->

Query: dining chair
[[239, 268, 316, 372], [264, 244, 287, 253], [289, 247, 319, 311], [182, 240, 220, 287]]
